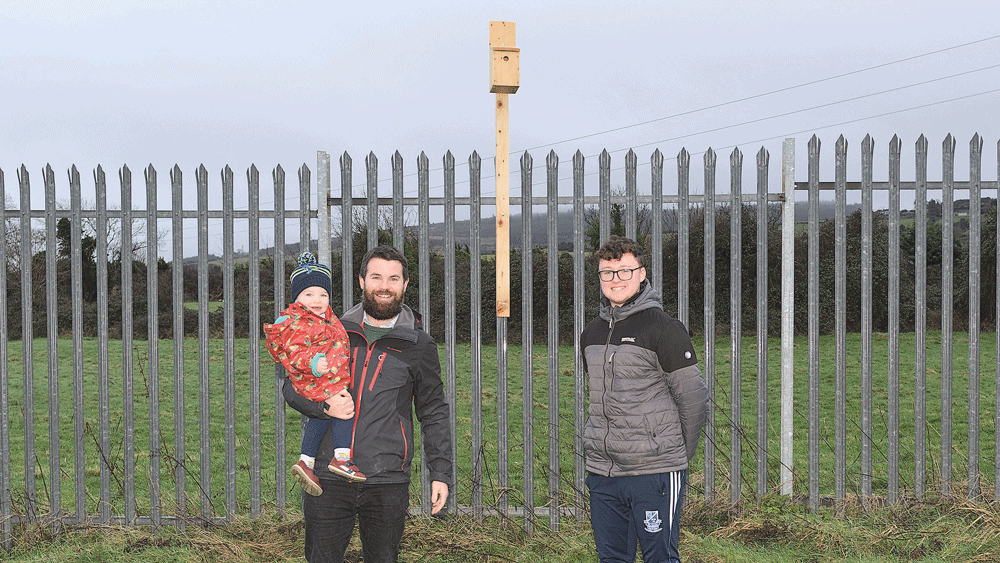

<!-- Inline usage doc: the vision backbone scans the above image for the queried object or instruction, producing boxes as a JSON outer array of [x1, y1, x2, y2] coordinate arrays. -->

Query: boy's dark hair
[[594, 235, 644, 265], [360, 245, 409, 281]]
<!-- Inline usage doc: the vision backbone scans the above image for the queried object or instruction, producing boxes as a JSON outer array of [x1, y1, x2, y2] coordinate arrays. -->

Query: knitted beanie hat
[[290, 252, 332, 300]]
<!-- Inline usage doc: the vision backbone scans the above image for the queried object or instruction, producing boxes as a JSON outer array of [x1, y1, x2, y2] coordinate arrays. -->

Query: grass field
[[2, 332, 1000, 561]]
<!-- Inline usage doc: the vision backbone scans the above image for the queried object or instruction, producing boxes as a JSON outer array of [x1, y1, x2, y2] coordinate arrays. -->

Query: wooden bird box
[[489, 21, 520, 94]]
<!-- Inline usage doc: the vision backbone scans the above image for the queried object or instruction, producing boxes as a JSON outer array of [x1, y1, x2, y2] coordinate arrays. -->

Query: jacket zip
[[347, 326, 406, 463], [347, 329, 370, 451], [601, 307, 617, 477]]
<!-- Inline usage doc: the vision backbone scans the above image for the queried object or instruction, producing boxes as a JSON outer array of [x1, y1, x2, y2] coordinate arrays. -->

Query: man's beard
[[362, 288, 404, 321]]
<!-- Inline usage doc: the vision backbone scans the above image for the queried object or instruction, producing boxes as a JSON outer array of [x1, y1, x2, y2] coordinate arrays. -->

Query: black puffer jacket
[[282, 303, 453, 486], [580, 281, 708, 477]]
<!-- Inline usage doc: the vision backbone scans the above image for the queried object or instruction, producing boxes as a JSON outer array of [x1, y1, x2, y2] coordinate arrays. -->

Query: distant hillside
[[191, 198, 994, 261]]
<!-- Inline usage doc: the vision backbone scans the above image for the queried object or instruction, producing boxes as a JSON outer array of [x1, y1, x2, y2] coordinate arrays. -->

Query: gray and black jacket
[[282, 303, 453, 486], [580, 280, 709, 477]]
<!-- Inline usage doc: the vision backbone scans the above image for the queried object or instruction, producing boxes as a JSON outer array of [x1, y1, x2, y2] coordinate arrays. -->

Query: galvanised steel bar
[[18, 166, 36, 512], [497, 145, 511, 515], [703, 149, 716, 502], [996, 139, 1000, 501], [888, 136, 901, 505], [418, 153, 432, 512], [915, 136, 929, 499], [441, 151, 457, 516], [340, 153, 354, 310], [43, 165, 61, 528], [273, 165, 288, 510], [223, 166, 237, 517], [196, 164, 211, 518], [72, 167, 89, 520], [317, 152, 331, 268], [625, 149, 637, 240], [860, 136, 873, 499], [248, 165, 262, 519], [298, 164, 313, 503], [170, 166, 186, 529], [678, 149, 690, 328], [145, 165, 161, 528], [941, 134, 955, 495], [600, 150, 610, 244], [572, 150, 586, 518], [780, 140, 795, 497], [834, 136, 847, 502], [496, 314, 509, 515], [418, 153, 430, 334], [729, 147, 742, 507], [121, 165, 136, 523], [469, 151, 484, 522], [0, 168, 9, 550], [392, 151, 405, 250], [95, 166, 111, 522], [300, 165, 311, 256], [546, 150, 560, 530], [807, 136, 820, 513], [968, 134, 983, 501], [367, 152, 378, 252], [755, 147, 769, 498], [520, 150, 534, 533], [651, 150, 664, 303]]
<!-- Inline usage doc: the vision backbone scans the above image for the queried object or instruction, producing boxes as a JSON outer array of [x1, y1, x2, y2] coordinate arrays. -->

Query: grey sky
[[4, 0, 999, 252]]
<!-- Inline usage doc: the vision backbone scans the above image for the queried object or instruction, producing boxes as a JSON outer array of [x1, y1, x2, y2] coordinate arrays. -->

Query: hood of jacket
[[598, 279, 663, 322]]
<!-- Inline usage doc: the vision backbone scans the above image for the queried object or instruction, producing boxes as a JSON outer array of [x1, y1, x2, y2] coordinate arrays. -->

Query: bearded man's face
[[359, 257, 409, 321]]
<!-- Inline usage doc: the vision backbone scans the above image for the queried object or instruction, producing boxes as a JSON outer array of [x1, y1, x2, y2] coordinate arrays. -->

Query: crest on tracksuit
[[644, 511, 662, 533]]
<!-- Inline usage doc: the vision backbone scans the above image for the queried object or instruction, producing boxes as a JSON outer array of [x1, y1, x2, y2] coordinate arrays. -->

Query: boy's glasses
[[598, 267, 642, 282]]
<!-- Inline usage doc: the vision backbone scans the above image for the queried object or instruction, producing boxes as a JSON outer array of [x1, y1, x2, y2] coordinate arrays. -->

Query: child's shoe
[[328, 459, 367, 482], [292, 460, 323, 496]]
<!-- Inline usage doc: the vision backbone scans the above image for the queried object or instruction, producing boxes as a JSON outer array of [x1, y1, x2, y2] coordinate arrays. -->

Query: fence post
[[780, 139, 795, 497], [0, 167, 9, 550], [318, 151, 331, 267]]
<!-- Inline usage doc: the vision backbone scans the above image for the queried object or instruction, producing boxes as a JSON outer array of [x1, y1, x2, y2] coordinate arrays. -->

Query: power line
[[169, 84, 1000, 246], [345, 33, 1000, 192], [518, 34, 1000, 153]]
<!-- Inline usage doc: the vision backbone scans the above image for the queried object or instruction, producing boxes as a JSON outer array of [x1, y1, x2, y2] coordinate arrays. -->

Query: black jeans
[[302, 478, 410, 563]]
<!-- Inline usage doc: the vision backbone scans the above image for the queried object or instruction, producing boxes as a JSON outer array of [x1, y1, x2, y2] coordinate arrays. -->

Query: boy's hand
[[315, 356, 329, 374]]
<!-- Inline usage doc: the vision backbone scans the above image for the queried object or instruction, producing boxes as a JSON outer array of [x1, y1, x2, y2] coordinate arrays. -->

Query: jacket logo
[[621, 337, 636, 343]]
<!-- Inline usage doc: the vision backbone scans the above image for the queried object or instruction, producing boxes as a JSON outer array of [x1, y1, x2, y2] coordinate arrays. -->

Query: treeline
[[3, 204, 998, 344]]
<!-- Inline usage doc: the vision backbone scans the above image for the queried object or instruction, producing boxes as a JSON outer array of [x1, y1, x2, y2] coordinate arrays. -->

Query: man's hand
[[323, 390, 354, 420], [430, 481, 449, 515]]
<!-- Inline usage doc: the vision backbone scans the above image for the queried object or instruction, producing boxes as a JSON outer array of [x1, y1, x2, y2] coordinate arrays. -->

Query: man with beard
[[282, 245, 452, 563]]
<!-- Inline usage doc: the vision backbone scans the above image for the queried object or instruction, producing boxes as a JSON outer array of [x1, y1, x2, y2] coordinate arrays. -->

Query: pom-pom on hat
[[290, 252, 332, 300]]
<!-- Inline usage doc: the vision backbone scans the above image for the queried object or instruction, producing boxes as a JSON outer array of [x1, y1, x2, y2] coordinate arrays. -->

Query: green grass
[[182, 301, 224, 312], [3, 332, 1000, 561]]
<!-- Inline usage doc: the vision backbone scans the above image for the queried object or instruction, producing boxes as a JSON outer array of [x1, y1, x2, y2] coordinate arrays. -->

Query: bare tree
[[77, 199, 168, 264]]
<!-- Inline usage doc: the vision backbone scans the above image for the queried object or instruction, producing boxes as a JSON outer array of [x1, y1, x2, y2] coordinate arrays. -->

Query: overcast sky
[[4, 0, 999, 253]]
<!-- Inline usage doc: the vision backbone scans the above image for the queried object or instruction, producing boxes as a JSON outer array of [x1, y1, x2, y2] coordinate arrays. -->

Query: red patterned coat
[[264, 301, 351, 401]]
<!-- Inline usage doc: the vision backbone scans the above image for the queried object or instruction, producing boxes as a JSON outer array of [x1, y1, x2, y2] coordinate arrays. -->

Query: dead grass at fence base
[[680, 490, 1000, 563], [8, 494, 1000, 562]]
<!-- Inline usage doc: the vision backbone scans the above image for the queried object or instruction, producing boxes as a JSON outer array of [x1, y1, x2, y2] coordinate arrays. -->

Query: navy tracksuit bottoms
[[586, 469, 687, 563]]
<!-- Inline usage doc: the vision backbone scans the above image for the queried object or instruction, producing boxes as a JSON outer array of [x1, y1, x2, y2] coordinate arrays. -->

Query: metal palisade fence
[[1, 133, 999, 549]]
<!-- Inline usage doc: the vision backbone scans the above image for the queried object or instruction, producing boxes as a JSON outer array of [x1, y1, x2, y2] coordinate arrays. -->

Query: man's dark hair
[[594, 235, 644, 265], [360, 245, 409, 280]]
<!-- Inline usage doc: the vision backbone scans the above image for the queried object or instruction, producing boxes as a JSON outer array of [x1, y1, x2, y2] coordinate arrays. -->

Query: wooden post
[[490, 21, 519, 317], [495, 92, 511, 316]]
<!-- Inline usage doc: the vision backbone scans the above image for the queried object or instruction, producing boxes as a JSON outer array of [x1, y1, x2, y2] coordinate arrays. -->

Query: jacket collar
[[341, 302, 421, 343], [599, 280, 662, 322]]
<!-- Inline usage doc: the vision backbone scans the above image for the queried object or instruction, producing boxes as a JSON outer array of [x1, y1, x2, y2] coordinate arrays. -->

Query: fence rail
[[1, 133, 999, 550]]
